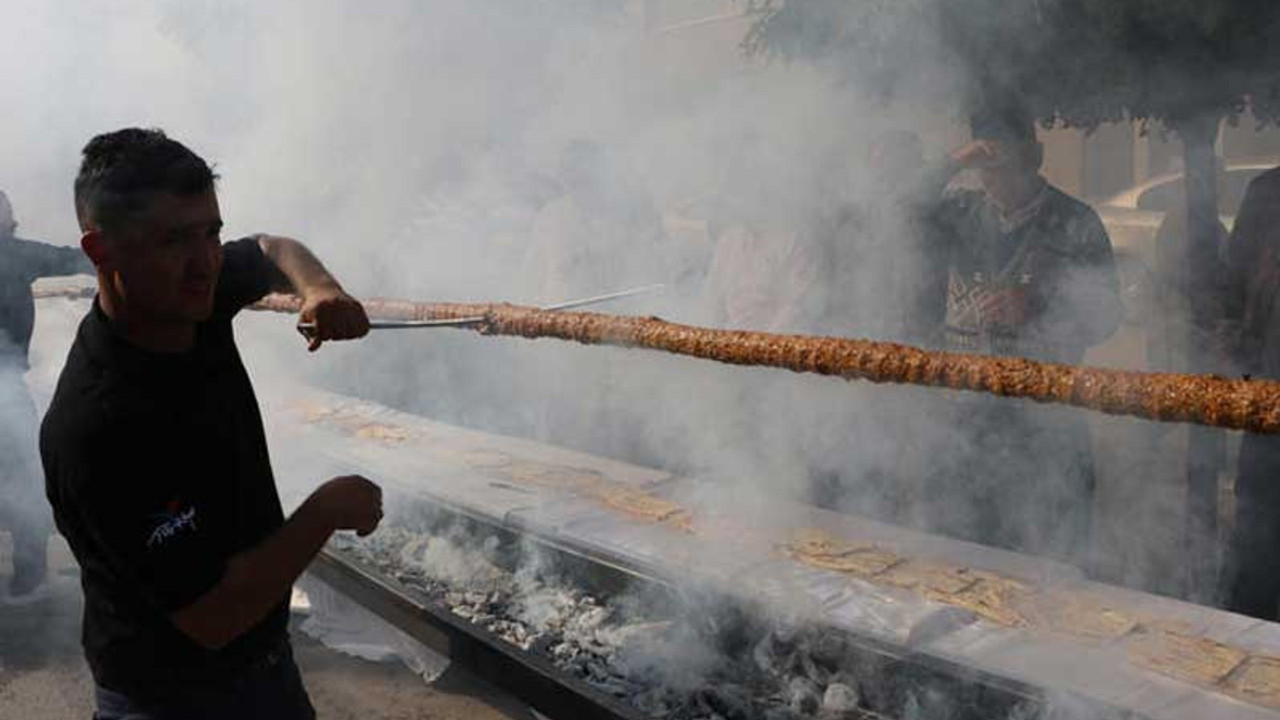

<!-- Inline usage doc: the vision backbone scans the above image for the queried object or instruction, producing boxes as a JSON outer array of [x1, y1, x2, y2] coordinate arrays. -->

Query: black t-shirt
[[41, 237, 289, 698], [0, 236, 91, 368]]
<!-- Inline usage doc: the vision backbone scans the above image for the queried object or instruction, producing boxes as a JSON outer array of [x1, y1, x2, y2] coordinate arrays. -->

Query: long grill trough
[[269, 388, 1280, 720], [311, 491, 1051, 720]]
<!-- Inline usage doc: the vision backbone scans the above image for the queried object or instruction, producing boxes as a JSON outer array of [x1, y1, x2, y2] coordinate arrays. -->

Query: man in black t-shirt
[[41, 128, 381, 719], [0, 189, 93, 598]]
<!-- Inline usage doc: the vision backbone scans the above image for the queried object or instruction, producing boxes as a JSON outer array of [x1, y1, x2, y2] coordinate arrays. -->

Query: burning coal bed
[[328, 509, 1046, 720]]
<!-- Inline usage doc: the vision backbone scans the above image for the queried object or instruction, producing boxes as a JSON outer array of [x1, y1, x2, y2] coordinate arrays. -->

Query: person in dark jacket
[[0, 189, 93, 598], [1223, 165, 1280, 620], [908, 103, 1122, 565]]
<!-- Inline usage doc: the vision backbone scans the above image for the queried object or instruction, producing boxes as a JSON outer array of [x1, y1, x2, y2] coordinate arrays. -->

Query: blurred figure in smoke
[[701, 130, 926, 336], [526, 139, 701, 303], [807, 130, 931, 516], [828, 129, 930, 340], [1222, 164, 1280, 620], [0, 189, 92, 599], [523, 140, 706, 464], [701, 198, 825, 333], [699, 130, 931, 517], [906, 102, 1121, 565]]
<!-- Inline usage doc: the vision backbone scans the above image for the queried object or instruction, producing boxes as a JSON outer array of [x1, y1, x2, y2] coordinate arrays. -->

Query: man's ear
[[81, 230, 107, 268]]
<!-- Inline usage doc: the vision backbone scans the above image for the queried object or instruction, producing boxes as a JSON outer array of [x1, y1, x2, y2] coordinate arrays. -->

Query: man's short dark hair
[[74, 128, 218, 232]]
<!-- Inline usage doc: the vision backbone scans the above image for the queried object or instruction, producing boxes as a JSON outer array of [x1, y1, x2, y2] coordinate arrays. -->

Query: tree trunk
[[1179, 115, 1226, 604]]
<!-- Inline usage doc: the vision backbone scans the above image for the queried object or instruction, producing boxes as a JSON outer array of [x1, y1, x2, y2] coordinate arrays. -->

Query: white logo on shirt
[[147, 506, 198, 548]]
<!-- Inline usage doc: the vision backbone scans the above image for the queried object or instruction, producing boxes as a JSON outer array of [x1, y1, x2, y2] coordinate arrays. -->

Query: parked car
[[1095, 159, 1279, 325]]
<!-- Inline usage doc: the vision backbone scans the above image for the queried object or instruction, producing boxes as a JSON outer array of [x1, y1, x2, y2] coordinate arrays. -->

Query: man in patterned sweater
[[907, 104, 1122, 565]]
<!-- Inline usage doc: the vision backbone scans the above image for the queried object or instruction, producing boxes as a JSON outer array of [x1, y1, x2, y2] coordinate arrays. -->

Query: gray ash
[[330, 517, 1039, 717], [330, 524, 883, 719]]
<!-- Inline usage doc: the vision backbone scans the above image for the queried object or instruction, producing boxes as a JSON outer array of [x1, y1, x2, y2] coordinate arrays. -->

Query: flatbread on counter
[[590, 485, 685, 522], [1025, 591, 1138, 641], [879, 561, 979, 595], [295, 402, 412, 444], [454, 449, 514, 469], [503, 462, 605, 492], [784, 528, 866, 557], [300, 406, 336, 423], [781, 529, 902, 578], [931, 575, 1034, 628], [777, 531, 1034, 626], [1134, 617, 1195, 636], [791, 547, 903, 576], [475, 456, 694, 531], [1127, 629, 1247, 686], [355, 423, 410, 443], [1225, 655, 1280, 708], [663, 511, 696, 535]]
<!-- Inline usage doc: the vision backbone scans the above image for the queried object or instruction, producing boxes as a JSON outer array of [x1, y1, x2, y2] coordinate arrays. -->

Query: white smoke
[[8, 10, 1256, 715]]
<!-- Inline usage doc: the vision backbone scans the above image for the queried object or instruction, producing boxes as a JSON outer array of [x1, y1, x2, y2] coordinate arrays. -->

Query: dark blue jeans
[[93, 643, 315, 720]]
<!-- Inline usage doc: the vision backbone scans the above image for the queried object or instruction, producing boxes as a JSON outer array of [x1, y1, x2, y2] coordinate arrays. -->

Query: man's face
[[977, 140, 1035, 198], [103, 190, 224, 324]]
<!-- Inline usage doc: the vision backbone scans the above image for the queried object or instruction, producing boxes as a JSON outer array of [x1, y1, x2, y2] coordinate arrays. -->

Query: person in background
[[803, 130, 930, 517], [41, 128, 379, 719], [0, 189, 93, 599], [525, 140, 680, 302], [1222, 164, 1280, 620], [906, 101, 1122, 565], [701, 198, 827, 334], [522, 140, 704, 466], [698, 130, 928, 336]]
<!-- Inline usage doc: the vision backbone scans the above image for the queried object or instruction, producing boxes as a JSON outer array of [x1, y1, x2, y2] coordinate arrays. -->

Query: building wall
[[1042, 112, 1280, 203], [635, 1, 1280, 203]]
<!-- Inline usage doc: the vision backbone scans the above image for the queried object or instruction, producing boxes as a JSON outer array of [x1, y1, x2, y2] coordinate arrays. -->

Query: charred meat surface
[[256, 294, 1280, 434]]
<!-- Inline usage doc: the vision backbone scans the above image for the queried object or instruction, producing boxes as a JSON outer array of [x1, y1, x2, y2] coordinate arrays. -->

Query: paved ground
[[0, 533, 532, 720]]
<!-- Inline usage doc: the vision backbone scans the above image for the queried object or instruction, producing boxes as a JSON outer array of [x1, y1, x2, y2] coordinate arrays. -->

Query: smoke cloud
[[8, 5, 1256, 710]]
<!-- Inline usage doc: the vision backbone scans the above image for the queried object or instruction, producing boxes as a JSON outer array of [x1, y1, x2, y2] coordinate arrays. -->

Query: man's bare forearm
[[258, 235, 371, 349], [170, 495, 334, 650], [257, 234, 345, 297]]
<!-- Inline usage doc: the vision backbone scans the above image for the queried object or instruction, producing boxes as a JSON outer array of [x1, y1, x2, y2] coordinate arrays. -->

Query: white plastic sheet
[[295, 574, 451, 683]]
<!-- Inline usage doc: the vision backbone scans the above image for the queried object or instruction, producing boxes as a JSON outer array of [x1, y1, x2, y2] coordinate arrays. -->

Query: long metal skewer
[[296, 283, 664, 338]]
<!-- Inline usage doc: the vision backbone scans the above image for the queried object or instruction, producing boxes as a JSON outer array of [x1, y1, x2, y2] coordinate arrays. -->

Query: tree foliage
[[743, 0, 1280, 128]]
